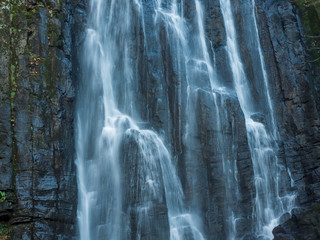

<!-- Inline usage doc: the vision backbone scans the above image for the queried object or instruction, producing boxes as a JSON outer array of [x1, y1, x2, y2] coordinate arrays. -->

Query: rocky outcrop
[[0, 0, 77, 239], [119, 0, 320, 238], [121, 129, 170, 240], [273, 205, 320, 240], [256, 0, 320, 208], [185, 89, 255, 239], [253, 0, 320, 237]]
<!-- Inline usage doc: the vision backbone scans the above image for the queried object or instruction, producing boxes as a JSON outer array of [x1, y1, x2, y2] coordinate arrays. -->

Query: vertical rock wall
[[260, 0, 320, 207], [255, 0, 320, 238], [0, 0, 77, 239]]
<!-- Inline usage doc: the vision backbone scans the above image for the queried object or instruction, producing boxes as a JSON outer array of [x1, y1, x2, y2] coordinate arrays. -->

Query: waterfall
[[219, 0, 296, 238], [76, 0, 296, 239], [76, 1, 134, 238], [76, 0, 204, 239]]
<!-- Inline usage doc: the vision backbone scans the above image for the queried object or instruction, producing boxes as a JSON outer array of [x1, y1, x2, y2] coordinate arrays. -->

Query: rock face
[[0, 0, 78, 239], [120, 129, 170, 240], [256, 0, 320, 237], [186, 89, 255, 239], [126, 0, 320, 238], [258, 0, 320, 207], [0, 0, 319, 239], [273, 205, 320, 240]]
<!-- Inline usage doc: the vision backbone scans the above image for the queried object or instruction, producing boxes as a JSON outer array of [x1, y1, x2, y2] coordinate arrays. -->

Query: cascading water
[[76, 0, 204, 239], [219, 0, 296, 238], [76, 1, 134, 238], [76, 0, 296, 239]]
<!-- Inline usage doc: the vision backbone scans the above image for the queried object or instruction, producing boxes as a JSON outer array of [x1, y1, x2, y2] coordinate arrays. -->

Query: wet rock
[[250, 113, 267, 125], [259, 0, 320, 207], [273, 205, 320, 240], [253, 0, 320, 235], [183, 88, 255, 239], [120, 129, 170, 240], [0, 1, 14, 223], [0, 0, 78, 238], [203, 0, 226, 49]]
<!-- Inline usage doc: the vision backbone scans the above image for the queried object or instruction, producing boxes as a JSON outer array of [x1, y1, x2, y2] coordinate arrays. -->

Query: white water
[[250, 0, 279, 140], [76, 0, 134, 235], [157, 2, 247, 239], [219, 0, 296, 238], [76, 0, 296, 239], [76, 0, 204, 239], [212, 92, 240, 240]]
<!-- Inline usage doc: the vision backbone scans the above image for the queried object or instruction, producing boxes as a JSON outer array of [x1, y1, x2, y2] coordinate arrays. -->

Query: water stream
[[76, 0, 204, 239], [76, 0, 296, 239], [219, 0, 296, 238]]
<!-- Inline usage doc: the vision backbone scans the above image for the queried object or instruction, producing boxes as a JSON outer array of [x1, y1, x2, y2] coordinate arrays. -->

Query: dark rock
[[0, 0, 14, 223], [0, 0, 78, 238], [120, 129, 170, 240], [259, 0, 320, 207], [253, 0, 320, 235], [250, 113, 267, 125], [273, 205, 320, 240], [183, 88, 255, 239]]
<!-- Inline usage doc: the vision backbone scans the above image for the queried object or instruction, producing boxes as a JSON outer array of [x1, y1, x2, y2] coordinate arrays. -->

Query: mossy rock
[[0, 224, 9, 240], [313, 203, 320, 213], [291, 0, 320, 64], [291, 0, 320, 102]]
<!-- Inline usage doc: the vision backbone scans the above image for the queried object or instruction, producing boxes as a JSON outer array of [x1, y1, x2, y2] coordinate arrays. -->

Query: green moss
[[0, 223, 9, 240], [28, 54, 45, 79], [44, 53, 58, 99], [313, 204, 320, 213], [10, 0, 40, 24], [0, 191, 6, 203], [7, 0, 18, 189], [290, 0, 320, 104], [9, 64, 16, 113], [291, 0, 320, 65], [47, 21, 60, 47]]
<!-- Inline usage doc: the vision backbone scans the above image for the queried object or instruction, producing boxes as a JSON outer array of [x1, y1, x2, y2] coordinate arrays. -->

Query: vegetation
[[0, 224, 9, 240], [0, 191, 12, 206], [290, 0, 320, 102], [0, 192, 6, 203], [313, 203, 320, 213], [291, 0, 320, 65], [0, 191, 7, 202]]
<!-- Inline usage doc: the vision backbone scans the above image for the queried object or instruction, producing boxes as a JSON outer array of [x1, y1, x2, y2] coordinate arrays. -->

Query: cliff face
[[259, 0, 320, 207], [0, 0, 319, 239], [120, 0, 320, 238], [0, 0, 77, 239], [258, 0, 320, 238]]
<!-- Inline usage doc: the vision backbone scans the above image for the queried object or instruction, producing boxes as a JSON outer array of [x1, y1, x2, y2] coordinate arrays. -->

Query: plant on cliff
[[0, 192, 6, 203], [291, 0, 320, 64], [0, 224, 9, 240], [291, 0, 320, 102]]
